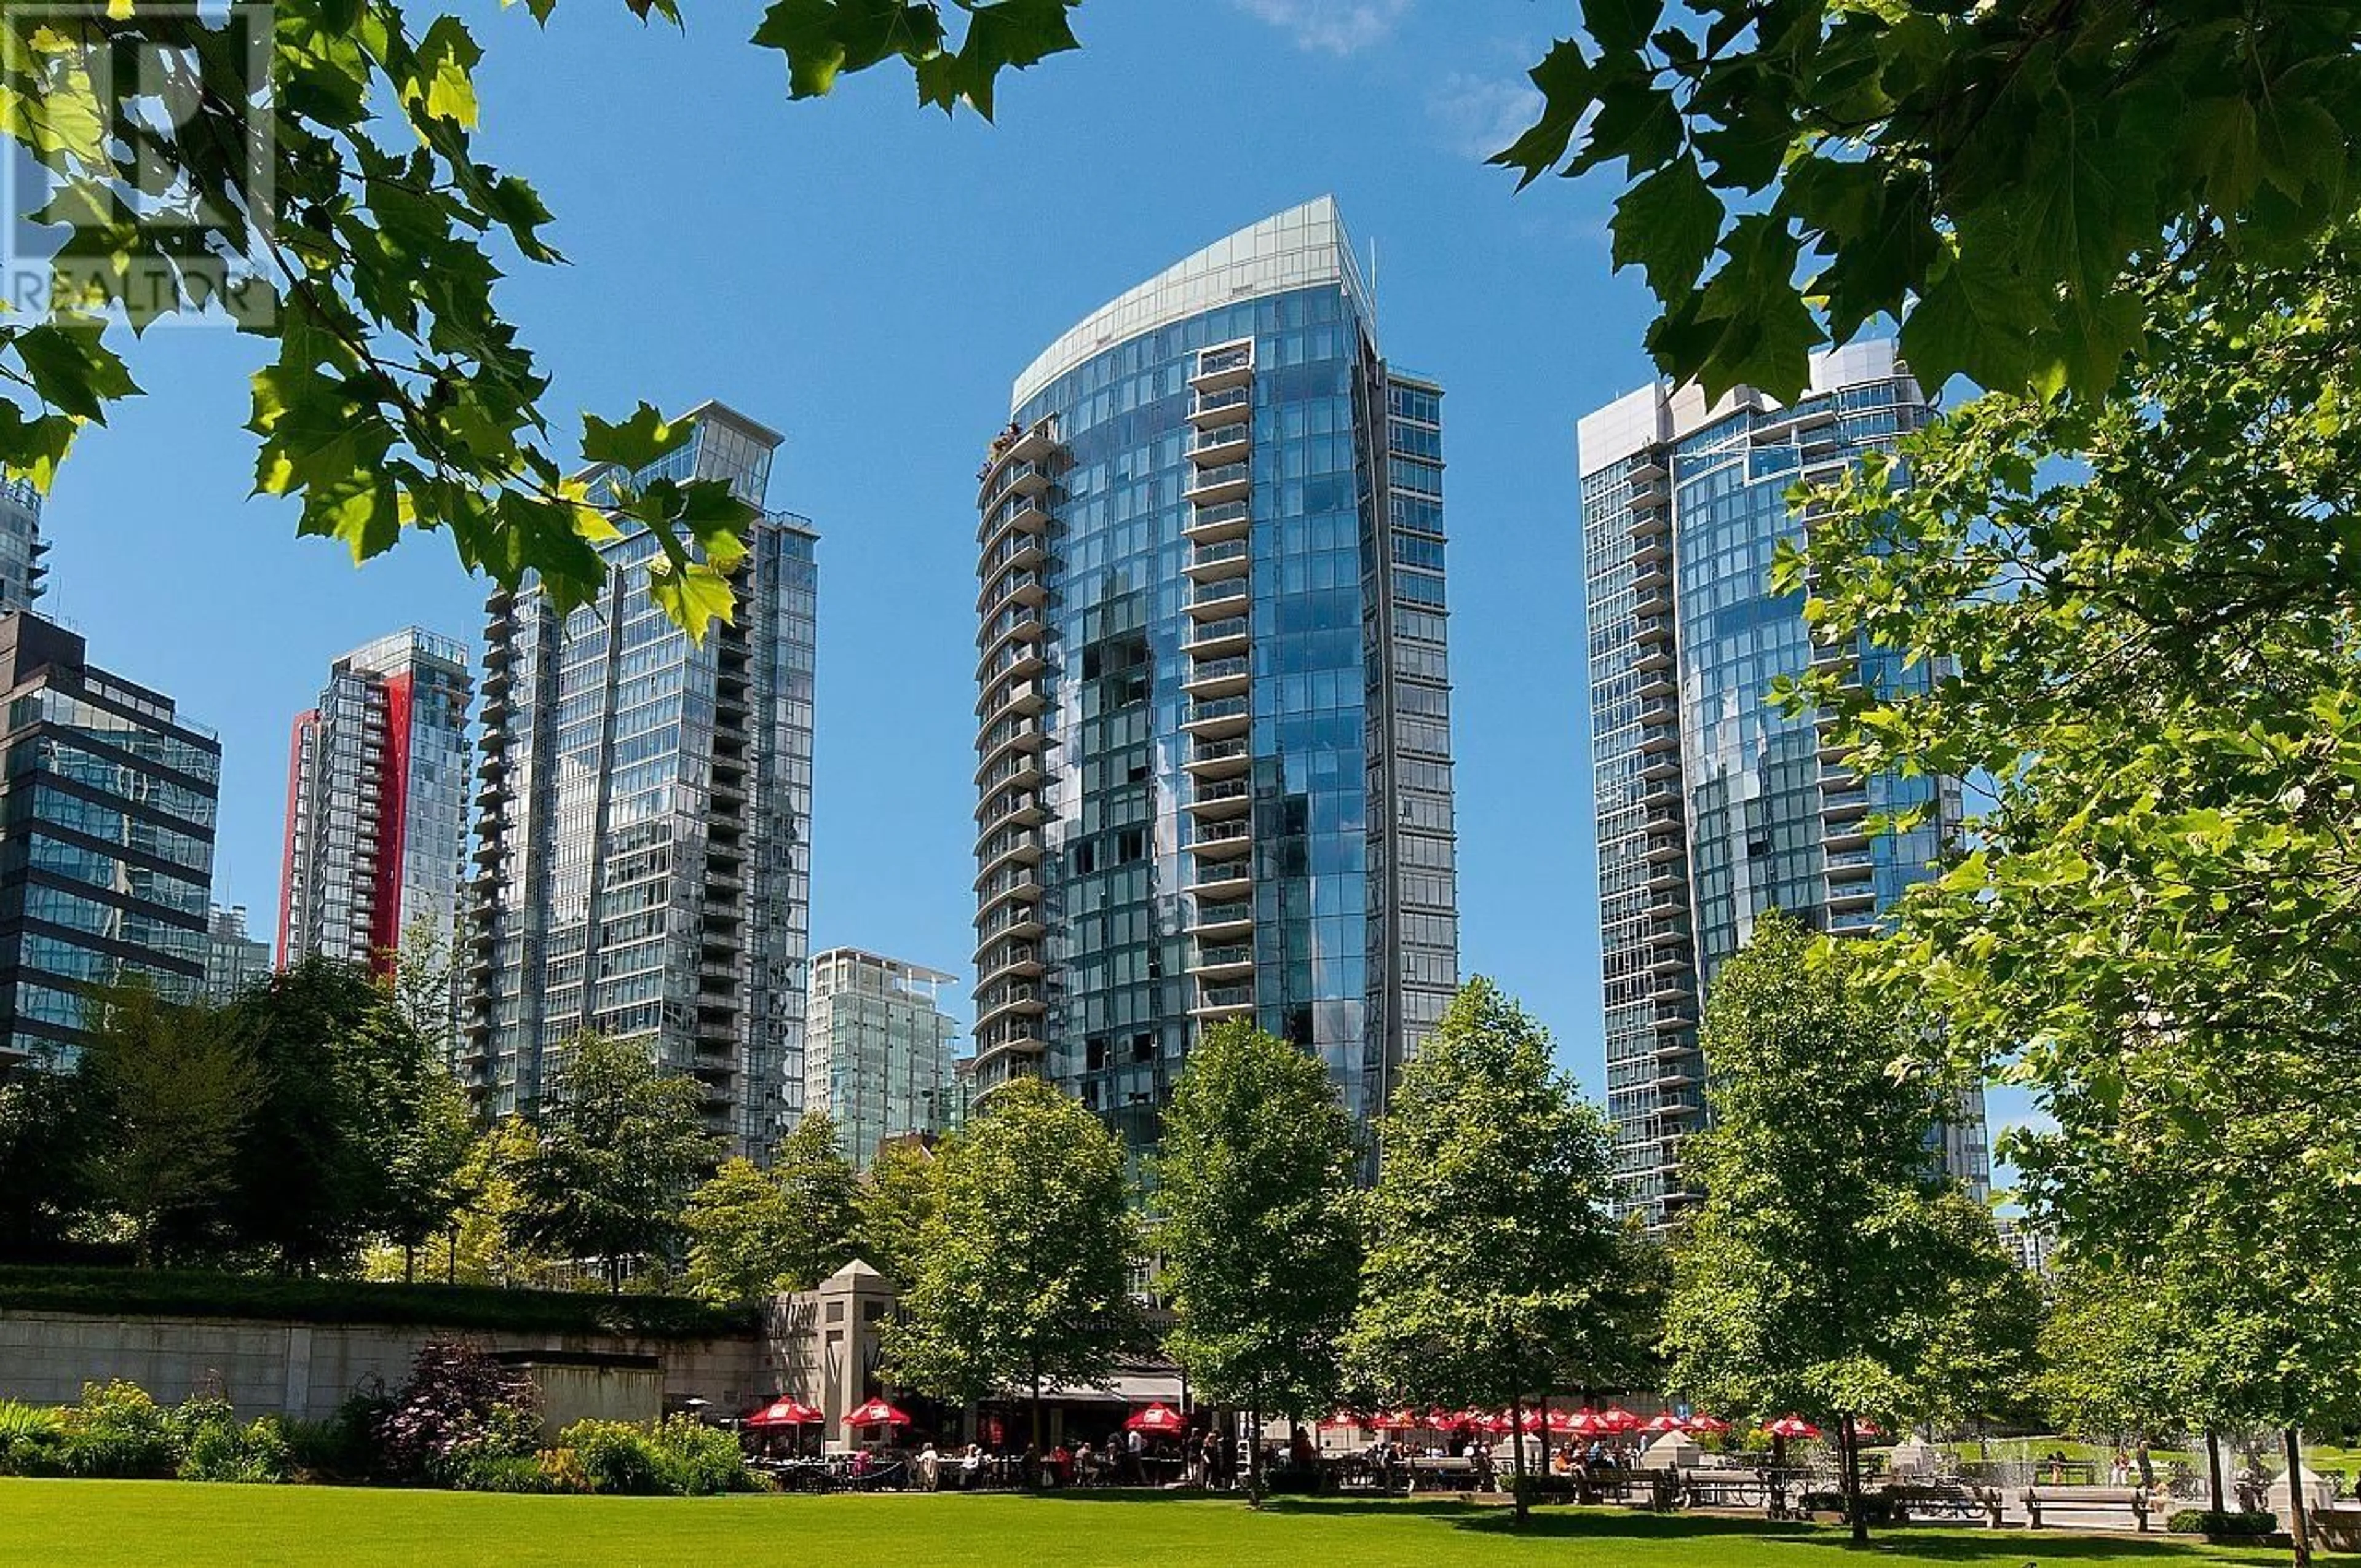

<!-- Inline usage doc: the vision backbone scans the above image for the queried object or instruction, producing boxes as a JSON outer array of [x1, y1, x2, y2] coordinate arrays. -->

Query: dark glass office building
[[1576, 342, 1988, 1225], [0, 612, 219, 1066], [970, 197, 1460, 1159]]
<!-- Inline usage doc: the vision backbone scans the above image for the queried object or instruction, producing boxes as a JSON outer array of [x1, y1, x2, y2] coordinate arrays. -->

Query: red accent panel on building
[[368, 672, 414, 975], [276, 710, 318, 970]]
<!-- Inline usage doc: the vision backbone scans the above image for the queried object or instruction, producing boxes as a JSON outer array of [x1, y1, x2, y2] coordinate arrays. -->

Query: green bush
[[2168, 1508, 2278, 1537], [0, 1399, 66, 1476], [558, 1416, 754, 1497], [57, 1380, 178, 1479], [178, 1417, 293, 1484], [450, 1453, 558, 1494]]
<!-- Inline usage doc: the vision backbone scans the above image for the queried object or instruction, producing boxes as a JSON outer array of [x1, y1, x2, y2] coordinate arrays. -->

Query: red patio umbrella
[[1687, 1414, 1731, 1434], [1544, 1408, 1578, 1435], [843, 1398, 911, 1429], [1318, 1411, 1362, 1430], [1565, 1407, 1610, 1436], [1642, 1412, 1689, 1435], [1377, 1410, 1425, 1431], [1600, 1405, 1640, 1434], [1854, 1419, 1883, 1439], [1764, 1415, 1821, 1439], [743, 1396, 822, 1428], [1125, 1403, 1187, 1436]]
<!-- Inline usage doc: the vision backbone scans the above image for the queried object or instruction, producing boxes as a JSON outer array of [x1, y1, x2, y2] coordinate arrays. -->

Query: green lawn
[[4, 1481, 2357, 1568]]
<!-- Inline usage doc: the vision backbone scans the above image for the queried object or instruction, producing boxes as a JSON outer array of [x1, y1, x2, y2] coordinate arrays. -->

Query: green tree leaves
[[0, 0, 1078, 628], [1156, 1022, 1361, 1428], [1500, 0, 2361, 400]]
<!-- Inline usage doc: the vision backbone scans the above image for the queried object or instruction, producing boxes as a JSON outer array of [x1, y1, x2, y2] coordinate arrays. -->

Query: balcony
[[1187, 576, 1251, 619], [1189, 898, 1253, 940], [1825, 882, 1878, 915], [975, 826, 1045, 883], [1191, 341, 1253, 392], [978, 561, 1048, 617], [1185, 537, 1251, 580], [1187, 858, 1252, 897], [1190, 423, 1250, 467], [1184, 735, 1251, 779], [1822, 788, 1870, 824], [1185, 498, 1251, 545], [1185, 461, 1251, 507], [978, 640, 1048, 687], [975, 786, 1047, 833], [978, 491, 1052, 553], [1191, 983, 1254, 1020], [1192, 941, 1254, 980], [1186, 615, 1250, 659], [976, 981, 1047, 1033], [1192, 817, 1253, 858], [977, 866, 1045, 911], [1182, 694, 1251, 740], [1183, 654, 1250, 700], [972, 902, 1047, 956], [978, 675, 1052, 720], [974, 715, 1046, 778], [1188, 384, 1251, 426], [1187, 775, 1252, 820], [980, 940, 1043, 983]]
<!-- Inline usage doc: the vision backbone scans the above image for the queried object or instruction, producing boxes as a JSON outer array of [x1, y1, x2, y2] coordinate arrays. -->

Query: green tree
[[509, 1032, 716, 1289], [375, 1052, 476, 1281], [1157, 1022, 1361, 1465], [0, 1062, 93, 1259], [433, 1116, 550, 1287], [76, 978, 257, 1265], [881, 1076, 1138, 1461], [1661, 913, 2034, 1545], [852, 1135, 943, 1289], [1343, 977, 1623, 1525], [1783, 224, 2361, 1559], [681, 1114, 856, 1302], [1493, 0, 2361, 403], [0, 2, 1079, 632]]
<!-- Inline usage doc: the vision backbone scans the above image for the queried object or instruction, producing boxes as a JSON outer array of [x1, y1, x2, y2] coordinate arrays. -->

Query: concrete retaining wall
[[0, 1309, 773, 1427]]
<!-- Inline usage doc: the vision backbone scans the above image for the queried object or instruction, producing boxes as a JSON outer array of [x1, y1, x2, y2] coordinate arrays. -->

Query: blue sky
[[42, 0, 2024, 1155]]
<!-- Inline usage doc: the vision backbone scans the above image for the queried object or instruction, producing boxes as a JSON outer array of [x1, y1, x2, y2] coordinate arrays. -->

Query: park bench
[[1889, 1482, 2004, 1527], [1404, 1456, 1481, 1492], [2315, 1503, 2361, 1554], [2022, 1484, 2151, 1531]]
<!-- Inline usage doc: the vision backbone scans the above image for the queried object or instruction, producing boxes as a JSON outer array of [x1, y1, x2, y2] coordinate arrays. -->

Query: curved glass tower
[[970, 198, 1459, 1160]]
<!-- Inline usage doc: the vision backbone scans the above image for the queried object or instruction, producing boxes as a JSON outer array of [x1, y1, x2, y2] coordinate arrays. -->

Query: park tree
[[0, 1062, 93, 1259], [432, 1116, 550, 1287], [1780, 220, 2361, 1561], [1661, 913, 2035, 1545], [223, 956, 464, 1273], [1343, 977, 1623, 1525], [882, 1076, 1139, 1460], [509, 1032, 716, 1289], [1157, 1022, 1361, 1465], [75, 976, 257, 1265], [681, 1114, 857, 1302], [852, 1134, 943, 1290]]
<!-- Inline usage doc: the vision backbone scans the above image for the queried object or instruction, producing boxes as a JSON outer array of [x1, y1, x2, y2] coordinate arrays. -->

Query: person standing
[[1126, 1422, 1145, 1485], [915, 1440, 940, 1491]]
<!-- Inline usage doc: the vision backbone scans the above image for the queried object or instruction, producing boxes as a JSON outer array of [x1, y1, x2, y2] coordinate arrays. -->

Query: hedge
[[0, 1267, 756, 1341]]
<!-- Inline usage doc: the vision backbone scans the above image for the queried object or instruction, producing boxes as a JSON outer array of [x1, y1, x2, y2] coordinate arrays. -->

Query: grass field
[[4, 1481, 2357, 1568]]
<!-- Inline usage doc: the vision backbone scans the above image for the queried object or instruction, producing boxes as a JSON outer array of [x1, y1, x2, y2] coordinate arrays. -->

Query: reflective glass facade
[[0, 613, 218, 1065], [971, 199, 1458, 1163], [203, 903, 272, 1004], [805, 948, 960, 1170], [465, 404, 817, 1163], [277, 629, 473, 1021], [1578, 342, 1988, 1224], [0, 478, 48, 616]]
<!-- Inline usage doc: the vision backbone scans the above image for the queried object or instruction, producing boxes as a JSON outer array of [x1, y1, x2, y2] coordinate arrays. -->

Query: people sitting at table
[[1048, 1443, 1074, 1486], [960, 1444, 984, 1489]]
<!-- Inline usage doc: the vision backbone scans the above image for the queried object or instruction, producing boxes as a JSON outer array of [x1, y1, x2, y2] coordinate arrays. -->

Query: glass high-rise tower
[[0, 478, 49, 616], [464, 403, 817, 1165], [970, 197, 1459, 1160], [277, 628, 473, 979], [1577, 341, 1988, 1225], [805, 947, 960, 1171]]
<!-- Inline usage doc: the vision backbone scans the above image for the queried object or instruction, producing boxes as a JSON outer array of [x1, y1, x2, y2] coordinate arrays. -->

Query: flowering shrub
[[372, 1339, 540, 1484], [58, 1381, 178, 1478]]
